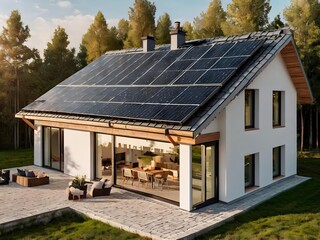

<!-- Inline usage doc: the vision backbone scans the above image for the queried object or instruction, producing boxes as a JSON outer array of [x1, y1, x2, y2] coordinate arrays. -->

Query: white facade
[[64, 129, 94, 179], [32, 53, 299, 211], [201, 54, 297, 202]]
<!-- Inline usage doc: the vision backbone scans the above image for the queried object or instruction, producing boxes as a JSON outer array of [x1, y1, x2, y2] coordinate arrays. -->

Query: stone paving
[[0, 166, 309, 240]]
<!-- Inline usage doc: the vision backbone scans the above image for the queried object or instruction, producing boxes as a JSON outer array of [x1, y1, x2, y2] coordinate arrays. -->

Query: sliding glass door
[[192, 142, 218, 207], [43, 127, 64, 171]]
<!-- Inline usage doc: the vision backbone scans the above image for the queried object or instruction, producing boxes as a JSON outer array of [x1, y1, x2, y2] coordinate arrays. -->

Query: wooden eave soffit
[[16, 114, 220, 145], [280, 41, 314, 104]]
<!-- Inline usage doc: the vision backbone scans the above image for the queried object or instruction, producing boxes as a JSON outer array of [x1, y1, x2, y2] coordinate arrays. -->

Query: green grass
[[196, 152, 320, 240], [2, 211, 149, 240], [0, 148, 33, 169]]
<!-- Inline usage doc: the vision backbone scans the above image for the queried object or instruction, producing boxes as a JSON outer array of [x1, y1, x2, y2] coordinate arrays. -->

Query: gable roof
[[16, 28, 313, 139]]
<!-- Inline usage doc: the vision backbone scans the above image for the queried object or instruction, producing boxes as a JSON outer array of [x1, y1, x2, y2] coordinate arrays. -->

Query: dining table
[[125, 167, 165, 188]]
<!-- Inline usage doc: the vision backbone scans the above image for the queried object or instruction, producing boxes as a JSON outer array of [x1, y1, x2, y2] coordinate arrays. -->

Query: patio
[[0, 166, 309, 240]]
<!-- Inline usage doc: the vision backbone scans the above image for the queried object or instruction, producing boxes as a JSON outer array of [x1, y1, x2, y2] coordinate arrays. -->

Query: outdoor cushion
[[105, 181, 112, 188], [26, 171, 35, 177], [17, 168, 26, 176], [92, 181, 104, 189]]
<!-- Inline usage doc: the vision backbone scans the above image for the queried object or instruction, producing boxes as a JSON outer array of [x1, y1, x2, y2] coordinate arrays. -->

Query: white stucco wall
[[34, 123, 42, 166], [202, 54, 297, 202], [64, 129, 94, 179]]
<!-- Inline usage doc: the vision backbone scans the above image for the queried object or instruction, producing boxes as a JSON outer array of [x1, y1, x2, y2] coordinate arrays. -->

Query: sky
[[0, 0, 291, 56]]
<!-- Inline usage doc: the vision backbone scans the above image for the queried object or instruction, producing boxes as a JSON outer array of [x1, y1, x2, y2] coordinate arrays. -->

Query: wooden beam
[[195, 132, 220, 145], [35, 120, 197, 145], [15, 114, 193, 138], [21, 116, 37, 130]]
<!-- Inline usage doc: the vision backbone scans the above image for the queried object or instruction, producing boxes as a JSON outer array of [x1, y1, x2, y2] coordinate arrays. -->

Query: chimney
[[141, 35, 155, 52], [170, 21, 186, 50]]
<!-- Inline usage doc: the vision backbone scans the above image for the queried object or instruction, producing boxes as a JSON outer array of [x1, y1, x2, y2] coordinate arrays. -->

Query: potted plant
[[69, 175, 87, 199]]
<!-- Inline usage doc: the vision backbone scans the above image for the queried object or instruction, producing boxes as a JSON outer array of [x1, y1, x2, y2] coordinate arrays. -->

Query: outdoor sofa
[[12, 169, 49, 187]]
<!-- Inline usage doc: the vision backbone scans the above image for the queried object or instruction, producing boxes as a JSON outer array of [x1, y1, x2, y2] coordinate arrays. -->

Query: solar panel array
[[24, 40, 264, 124]]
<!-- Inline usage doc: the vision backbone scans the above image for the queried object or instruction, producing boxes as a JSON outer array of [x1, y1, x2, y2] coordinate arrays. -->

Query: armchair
[[0, 170, 10, 185]]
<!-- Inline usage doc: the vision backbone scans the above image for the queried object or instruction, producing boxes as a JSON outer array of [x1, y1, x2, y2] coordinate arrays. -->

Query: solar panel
[[24, 39, 264, 124], [172, 70, 205, 85], [202, 43, 235, 58], [196, 69, 235, 84], [172, 86, 220, 104], [151, 70, 182, 85], [181, 45, 211, 60], [148, 87, 186, 103]]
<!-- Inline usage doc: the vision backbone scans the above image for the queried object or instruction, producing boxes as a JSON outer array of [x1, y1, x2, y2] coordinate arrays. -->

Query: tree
[[199, 0, 226, 38], [268, 14, 285, 30], [82, 11, 110, 63], [75, 43, 88, 70], [222, 0, 271, 35], [0, 10, 36, 149], [42, 26, 77, 92], [284, 0, 320, 150], [183, 21, 194, 41], [125, 0, 156, 48], [117, 18, 129, 42], [155, 13, 171, 44]]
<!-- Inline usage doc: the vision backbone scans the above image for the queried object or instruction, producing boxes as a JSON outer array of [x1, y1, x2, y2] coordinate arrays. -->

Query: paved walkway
[[0, 166, 309, 240]]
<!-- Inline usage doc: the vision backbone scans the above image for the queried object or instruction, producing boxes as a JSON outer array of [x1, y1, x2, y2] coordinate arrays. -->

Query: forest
[[0, 0, 319, 150]]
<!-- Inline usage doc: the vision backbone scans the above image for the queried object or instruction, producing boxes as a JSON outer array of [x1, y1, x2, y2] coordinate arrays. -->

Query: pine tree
[[222, 0, 271, 35], [125, 0, 156, 48], [284, 0, 320, 150], [75, 43, 88, 70], [200, 0, 226, 38], [183, 21, 194, 41], [0, 10, 36, 149], [155, 13, 171, 44], [82, 11, 110, 63], [268, 14, 285, 30], [42, 26, 77, 92], [117, 18, 129, 42]]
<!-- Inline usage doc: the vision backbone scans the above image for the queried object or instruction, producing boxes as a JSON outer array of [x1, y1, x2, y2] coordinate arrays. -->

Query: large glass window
[[273, 91, 282, 126], [43, 127, 64, 171], [273, 146, 281, 177], [244, 154, 255, 188], [245, 90, 255, 129], [114, 136, 180, 203]]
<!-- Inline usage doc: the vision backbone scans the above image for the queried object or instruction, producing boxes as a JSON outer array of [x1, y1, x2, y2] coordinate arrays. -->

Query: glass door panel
[[51, 128, 60, 170], [44, 127, 51, 167], [43, 127, 64, 171], [96, 134, 113, 180], [192, 145, 202, 205], [192, 142, 218, 207], [206, 145, 215, 199]]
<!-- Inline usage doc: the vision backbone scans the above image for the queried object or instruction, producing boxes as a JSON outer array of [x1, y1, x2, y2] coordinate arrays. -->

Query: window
[[273, 146, 281, 177], [43, 127, 64, 171], [244, 154, 255, 188], [245, 90, 255, 129], [273, 91, 281, 126]]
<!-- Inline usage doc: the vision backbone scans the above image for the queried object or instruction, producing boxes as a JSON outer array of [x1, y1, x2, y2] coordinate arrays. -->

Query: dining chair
[[122, 168, 135, 185], [154, 171, 172, 190], [137, 171, 151, 188]]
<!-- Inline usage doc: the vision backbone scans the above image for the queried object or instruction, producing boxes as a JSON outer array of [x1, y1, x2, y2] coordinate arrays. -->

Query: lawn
[[196, 152, 320, 240], [0, 148, 33, 169], [1, 211, 149, 240], [1, 150, 319, 239]]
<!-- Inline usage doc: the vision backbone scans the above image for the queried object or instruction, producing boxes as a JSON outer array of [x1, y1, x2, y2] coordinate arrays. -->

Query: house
[[16, 23, 313, 211]]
